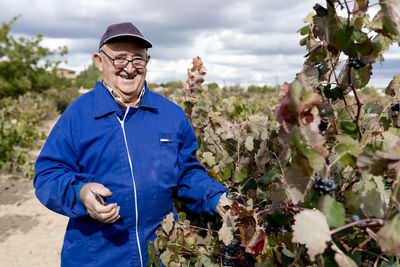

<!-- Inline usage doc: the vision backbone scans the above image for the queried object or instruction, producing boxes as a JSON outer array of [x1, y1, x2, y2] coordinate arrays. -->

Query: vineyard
[[1, 0, 400, 266]]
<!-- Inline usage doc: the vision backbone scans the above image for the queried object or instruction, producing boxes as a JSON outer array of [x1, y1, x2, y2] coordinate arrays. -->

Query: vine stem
[[330, 218, 384, 235], [325, 152, 345, 179], [347, 66, 363, 140], [256, 205, 300, 216], [179, 222, 219, 233]]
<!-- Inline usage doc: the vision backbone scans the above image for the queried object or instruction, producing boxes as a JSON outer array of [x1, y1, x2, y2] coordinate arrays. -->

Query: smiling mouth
[[119, 73, 136, 80]]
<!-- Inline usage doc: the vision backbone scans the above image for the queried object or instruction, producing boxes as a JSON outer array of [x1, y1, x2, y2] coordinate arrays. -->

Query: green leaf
[[352, 29, 369, 43], [282, 154, 313, 204], [337, 109, 358, 138], [320, 195, 346, 228], [335, 135, 362, 156], [339, 153, 357, 168], [257, 168, 280, 186], [350, 64, 372, 89], [235, 166, 248, 183], [323, 85, 340, 100], [306, 45, 327, 64], [147, 241, 161, 267], [354, 174, 388, 218], [304, 148, 326, 171], [380, 0, 400, 37], [220, 163, 232, 181], [299, 25, 311, 35]]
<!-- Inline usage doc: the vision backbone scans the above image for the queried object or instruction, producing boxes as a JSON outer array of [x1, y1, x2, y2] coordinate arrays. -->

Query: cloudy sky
[[2, 0, 399, 88]]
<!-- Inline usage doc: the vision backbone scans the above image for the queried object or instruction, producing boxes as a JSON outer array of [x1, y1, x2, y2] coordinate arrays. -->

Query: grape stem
[[330, 218, 384, 235]]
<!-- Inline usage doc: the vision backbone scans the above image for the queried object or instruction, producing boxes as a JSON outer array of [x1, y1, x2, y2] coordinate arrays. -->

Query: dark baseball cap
[[99, 22, 152, 49]]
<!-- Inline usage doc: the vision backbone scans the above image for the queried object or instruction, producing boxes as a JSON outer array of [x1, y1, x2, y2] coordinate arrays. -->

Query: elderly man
[[34, 22, 227, 266]]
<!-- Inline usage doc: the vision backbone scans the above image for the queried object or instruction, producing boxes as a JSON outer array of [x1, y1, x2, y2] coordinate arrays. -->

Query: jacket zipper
[[117, 107, 143, 267]]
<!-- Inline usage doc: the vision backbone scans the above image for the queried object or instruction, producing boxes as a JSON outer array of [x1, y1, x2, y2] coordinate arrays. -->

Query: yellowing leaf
[[377, 214, 400, 257], [292, 209, 332, 261], [161, 212, 175, 234], [331, 244, 358, 267], [218, 211, 237, 246], [245, 136, 254, 152], [202, 151, 216, 166]]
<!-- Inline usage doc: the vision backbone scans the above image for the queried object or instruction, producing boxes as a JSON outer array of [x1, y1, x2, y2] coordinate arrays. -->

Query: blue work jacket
[[34, 81, 227, 266]]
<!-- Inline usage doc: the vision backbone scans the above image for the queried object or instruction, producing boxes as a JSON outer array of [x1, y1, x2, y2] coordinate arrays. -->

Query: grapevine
[[149, 1, 400, 266]]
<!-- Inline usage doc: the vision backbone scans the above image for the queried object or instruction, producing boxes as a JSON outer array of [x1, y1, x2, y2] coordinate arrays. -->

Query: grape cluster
[[221, 241, 240, 266], [351, 214, 360, 222], [319, 120, 328, 132], [348, 58, 366, 69], [262, 224, 288, 235], [391, 103, 400, 112], [313, 177, 337, 195], [220, 241, 255, 267]]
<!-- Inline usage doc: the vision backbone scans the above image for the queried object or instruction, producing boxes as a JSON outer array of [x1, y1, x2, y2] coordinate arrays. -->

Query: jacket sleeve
[[176, 119, 227, 215], [33, 122, 94, 218]]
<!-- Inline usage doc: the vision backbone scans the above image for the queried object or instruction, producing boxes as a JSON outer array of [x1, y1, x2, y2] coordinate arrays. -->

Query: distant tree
[[207, 82, 219, 90], [247, 84, 276, 93], [160, 81, 182, 89], [75, 60, 101, 89], [0, 16, 68, 97]]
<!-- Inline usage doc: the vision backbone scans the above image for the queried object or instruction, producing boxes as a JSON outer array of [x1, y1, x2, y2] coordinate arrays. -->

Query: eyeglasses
[[100, 50, 148, 69]]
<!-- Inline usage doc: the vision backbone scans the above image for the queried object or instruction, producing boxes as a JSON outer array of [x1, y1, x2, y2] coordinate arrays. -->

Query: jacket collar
[[94, 81, 158, 119]]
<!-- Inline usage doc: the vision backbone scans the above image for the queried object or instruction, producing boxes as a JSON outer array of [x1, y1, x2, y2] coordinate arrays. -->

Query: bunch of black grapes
[[313, 177, 337, 195], [348, 58, 366, 69], [220, 241, 255, 267]]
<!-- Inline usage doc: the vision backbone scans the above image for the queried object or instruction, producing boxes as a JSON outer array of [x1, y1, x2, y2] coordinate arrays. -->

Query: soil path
[[0, 115, 68, 267]]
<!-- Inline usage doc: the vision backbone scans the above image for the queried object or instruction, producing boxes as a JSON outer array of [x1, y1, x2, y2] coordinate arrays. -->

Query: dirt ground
[[0, 115, 68, 267]]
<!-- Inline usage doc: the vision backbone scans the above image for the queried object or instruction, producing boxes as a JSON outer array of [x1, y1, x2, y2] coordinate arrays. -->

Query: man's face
[[94, 40, 150, 104]]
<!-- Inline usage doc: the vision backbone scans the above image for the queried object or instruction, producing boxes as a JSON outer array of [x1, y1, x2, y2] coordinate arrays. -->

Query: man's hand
[[79, 182, 120, 223]]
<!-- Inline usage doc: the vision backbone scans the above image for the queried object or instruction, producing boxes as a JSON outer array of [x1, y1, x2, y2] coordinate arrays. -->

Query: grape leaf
[[377, 214, 400, 257], [255, 140, 271, 167], [335, 135, 362, 156], [380, 0, 400, 37], [282, 153, 313, 204], [266, 182, 291, 203], [202, 151, 216, 166], [356, 0, 369, 12], [385, 74, 400, 97], [245, 136, 254, 152], [245, 227, 265, 255], [147, 241, 161, 267], [218, 209, 237, 246], [320, 195, 346, 228], [353, 174, 388, 218], [331, 243, 358, 267], [351, 64, 372, 89], [161, 212, 175, 235], [292, 209, 332, 261], [195, 254, 219, 267]]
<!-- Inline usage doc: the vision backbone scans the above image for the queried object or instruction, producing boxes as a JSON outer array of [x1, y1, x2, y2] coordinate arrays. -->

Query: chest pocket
[[159, 132, 180, 180]]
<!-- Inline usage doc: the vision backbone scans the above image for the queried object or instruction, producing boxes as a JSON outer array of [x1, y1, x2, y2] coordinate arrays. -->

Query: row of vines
[[0, 88, 80, 177], [148, 1, 400, 266]]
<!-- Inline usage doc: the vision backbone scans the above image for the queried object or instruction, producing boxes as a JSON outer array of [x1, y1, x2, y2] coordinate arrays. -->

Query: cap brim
[[102, 34, 152, 48]]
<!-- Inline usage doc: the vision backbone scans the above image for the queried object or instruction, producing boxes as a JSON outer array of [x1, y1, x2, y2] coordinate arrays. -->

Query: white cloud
[[1, 0, 398, 88]]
